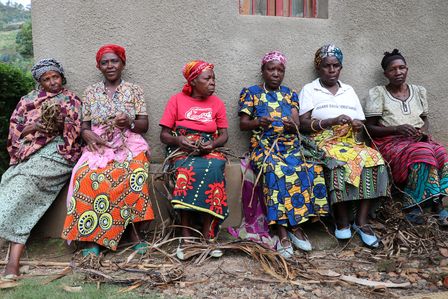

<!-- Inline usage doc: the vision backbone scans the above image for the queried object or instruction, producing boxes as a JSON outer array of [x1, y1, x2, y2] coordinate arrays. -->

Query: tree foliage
[[0, 62, 35, 177], [0, 2, 31, 30], [16, 20, 33, 57]]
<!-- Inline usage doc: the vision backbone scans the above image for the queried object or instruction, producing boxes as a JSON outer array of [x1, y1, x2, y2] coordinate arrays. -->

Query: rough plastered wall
[[32, 0, 448, 162]]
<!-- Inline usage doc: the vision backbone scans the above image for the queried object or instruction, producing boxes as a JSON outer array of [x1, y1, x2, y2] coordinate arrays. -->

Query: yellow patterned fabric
[[312, 124, 385, 187]]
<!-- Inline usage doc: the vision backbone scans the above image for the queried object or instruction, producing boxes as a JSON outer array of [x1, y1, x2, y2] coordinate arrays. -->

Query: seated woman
[[365, 49, 448, 223], [160, 60, 229, 260], [62, 44, 154, 255], [298, 45, 390, 248], [239, 51, 328, 258], [0, 59, 82, 276]]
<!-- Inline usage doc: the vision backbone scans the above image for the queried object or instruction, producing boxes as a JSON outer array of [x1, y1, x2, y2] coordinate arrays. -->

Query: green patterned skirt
[[0, 138, 73, 244]]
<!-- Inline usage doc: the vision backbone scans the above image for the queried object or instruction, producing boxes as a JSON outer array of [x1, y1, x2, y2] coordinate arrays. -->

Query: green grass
[[0, 29, 19, 54], [0, 274, 162, 299]]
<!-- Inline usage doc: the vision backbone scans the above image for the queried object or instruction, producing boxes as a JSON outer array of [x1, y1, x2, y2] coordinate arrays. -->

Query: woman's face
[[262, 60, 285, 90], [317, 56, 342, 87], [191, 69, 215, 98], [98, 52, 124, 82], [384, 59, 408, 86], [39, 70, 63, 93]]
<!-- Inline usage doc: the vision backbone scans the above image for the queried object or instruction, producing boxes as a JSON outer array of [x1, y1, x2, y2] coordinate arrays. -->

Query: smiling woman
[[61, 44, 154, 257]]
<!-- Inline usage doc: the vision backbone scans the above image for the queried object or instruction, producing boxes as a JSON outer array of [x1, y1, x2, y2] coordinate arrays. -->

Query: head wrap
[[381, 49, 406, 70], [182, 60, 214, 95], [314, 44, 343, 68], [261, 51, 287, 67], [31, 58, 65, 82], [95, 44, 126, 68]]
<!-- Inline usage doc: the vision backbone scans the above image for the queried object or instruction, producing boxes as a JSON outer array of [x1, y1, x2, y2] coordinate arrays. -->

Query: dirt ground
[[2, 225, 448, 299]]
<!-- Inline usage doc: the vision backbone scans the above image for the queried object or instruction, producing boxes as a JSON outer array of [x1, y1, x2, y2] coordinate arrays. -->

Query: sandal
[[1, 274, 19, 281], [81, 245, 100, 257], [438, 209, 448, 227]]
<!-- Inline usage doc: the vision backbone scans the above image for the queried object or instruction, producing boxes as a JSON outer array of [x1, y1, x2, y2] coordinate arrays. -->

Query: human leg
[[4, 242, 25, 276]]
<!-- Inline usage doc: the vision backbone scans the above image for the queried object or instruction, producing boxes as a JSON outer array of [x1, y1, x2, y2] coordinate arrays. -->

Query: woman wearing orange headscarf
[[62, 44, 154, 256], [160, 60, 229, 260]]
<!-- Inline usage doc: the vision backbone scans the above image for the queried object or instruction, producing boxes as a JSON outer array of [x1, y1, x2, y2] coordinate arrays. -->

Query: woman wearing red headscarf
[[160, 60, 229, 260], [62, 44, 154, 256]]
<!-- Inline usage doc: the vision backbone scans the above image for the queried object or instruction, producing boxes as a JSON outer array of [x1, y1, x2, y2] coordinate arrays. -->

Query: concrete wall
[[32, 0, 448, 163]]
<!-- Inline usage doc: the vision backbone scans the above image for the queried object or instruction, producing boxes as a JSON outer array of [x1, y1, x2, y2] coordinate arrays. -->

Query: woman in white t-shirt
[[298, 44, 390, 248]]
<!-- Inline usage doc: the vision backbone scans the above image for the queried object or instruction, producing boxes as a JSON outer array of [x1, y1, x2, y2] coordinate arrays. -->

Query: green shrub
[[0, 62, 34, 177]]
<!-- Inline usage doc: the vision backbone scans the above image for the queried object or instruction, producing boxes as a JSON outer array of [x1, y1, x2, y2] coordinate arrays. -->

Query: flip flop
[[131, 242, 148, 255], [1, 274, 19, 281], [81, 246, 100, 257]]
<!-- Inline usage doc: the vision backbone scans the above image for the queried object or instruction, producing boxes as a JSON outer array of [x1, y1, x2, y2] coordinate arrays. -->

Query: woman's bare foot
[[4, 262, 20, 276]]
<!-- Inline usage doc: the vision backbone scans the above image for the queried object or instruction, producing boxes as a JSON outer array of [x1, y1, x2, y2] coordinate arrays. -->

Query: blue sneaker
[[352, 223, 379, 248], [335, 225, 351, 240], [287, 231, 312, 252]]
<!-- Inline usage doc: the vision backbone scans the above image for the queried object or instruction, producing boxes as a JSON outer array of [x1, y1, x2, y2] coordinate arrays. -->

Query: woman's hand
[[283, 117, 298, 133], [351, 119, 364, 132], [114, 112, 131, 129], [258, 116, 274, 130], [82, 129, 109, 153], [332, 114, 352, 126], [198, 140, 214, 154], [20, 122, 49, 138], [177, 135, 198, 152], [395, 124, 419, 137]]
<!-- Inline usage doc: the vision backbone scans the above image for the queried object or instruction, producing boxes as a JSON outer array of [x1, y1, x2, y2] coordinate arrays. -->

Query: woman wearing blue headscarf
[[298, 45, 390, 248]]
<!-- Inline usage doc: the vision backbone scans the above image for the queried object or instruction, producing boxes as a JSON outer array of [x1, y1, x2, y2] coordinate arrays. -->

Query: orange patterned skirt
[[62, 152, 154, 250]]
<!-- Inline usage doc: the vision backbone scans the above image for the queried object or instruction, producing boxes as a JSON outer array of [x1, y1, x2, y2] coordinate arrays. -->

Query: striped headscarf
[[31, 58, 65, 82], [182, 60, 214, 95], [96, 44, 126, 68], [261, 50, 287, 67], [314, 44, 343, 68]]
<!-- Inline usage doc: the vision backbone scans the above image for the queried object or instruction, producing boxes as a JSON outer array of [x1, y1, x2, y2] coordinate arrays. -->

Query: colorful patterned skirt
[[0, 138, 73, 244], [168, 128, 228, 239], [62, 151, 154, 250], [373, 135, 448, 208], [312, 125, 390, 206], [250, 133, 329, 227]]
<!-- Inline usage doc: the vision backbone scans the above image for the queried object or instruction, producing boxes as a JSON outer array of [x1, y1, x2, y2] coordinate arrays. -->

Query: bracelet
[[310, 119, 318, 132], [318, 119, 325, 130]]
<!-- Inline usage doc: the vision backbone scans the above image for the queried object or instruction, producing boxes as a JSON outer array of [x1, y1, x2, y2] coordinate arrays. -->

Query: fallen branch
[[340, 275, 411, 288]]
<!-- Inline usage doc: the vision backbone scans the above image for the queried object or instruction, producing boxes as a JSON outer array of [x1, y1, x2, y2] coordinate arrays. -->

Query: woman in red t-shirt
[[160, 60, 229, 260]]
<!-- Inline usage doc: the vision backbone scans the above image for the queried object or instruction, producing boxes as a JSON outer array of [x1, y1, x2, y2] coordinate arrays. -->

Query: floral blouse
[[7, 89, 82, 165], [81, 81, 147, 125]]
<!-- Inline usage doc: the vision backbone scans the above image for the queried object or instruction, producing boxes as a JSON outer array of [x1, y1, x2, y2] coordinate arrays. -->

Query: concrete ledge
[[32, 162, 243, 239]]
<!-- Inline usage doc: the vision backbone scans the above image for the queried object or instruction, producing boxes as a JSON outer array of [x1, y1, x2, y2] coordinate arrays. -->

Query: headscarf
[[261, 50, 287, 67], [314, 44, 343, 68], [182, 60, 214, 95], [95, 44, 126, 68], [381, 49, 406, 70], [30, 58, 65, 82]]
